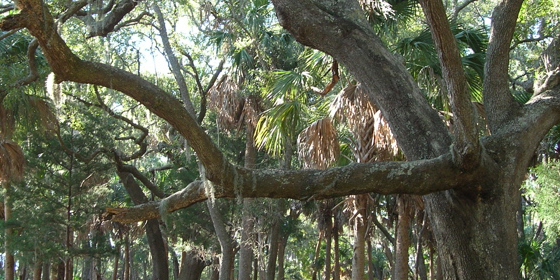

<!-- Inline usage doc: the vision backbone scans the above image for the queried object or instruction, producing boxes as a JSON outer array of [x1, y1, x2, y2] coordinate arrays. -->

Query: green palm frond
[[267, 70, 314, 102], [255, 101, 304, 156]]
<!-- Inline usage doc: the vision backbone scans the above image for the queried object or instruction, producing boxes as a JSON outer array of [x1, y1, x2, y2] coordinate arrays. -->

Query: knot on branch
[[450, 142, 482, 172]]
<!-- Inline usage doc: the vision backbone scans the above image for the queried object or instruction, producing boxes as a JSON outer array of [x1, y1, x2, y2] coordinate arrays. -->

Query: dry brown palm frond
[[331, 84, 398, 163], [297, 118, 340, 169], [0, 139, 24, 182], [0, 105, 15, 139], [208, 76, 244, 131]]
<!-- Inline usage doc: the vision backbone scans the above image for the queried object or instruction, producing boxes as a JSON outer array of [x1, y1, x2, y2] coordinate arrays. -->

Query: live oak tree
[[2, 0, 560, 279]]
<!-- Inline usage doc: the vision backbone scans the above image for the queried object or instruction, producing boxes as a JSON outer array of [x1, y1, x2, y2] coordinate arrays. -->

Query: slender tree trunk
[[124, 234, 130, 280], [415, 212, 428, 280], [352, 194, 368, 280], [276, 233, 288, 280], [118, 172, 168, 280], [239, 124, 257, 280], [4, 182, 15, 280], [311, 232, 323, 280], [394, 195, 411, 280], [266, 217, 280, 280], [324, 202, 333, 280], [56, 261, 64, 280], [333, 211, 341, 280], [113, 244, 121, 280], [366, 240, 374, 280], [206, 199, 234, 280]]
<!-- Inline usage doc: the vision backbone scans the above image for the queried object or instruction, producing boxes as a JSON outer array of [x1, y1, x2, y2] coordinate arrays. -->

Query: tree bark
[[351, 195, 367, 280], [33, 261, 42, 280], [177, 250, 209, 280], [123, 234, 130, 280], [239, 124, 257, 280], [41, 263, 49, 280], [4, 183, 15, 280], [394, 196, 411, 280], [333, 212, 341, 280], [117, 172, 168, 280], [206, 199, 234, 280]]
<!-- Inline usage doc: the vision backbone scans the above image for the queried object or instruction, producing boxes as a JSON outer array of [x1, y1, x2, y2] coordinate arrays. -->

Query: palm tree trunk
[[352, 194, 368, 280], [239, 124, 257, 280], [394, 195, 411, 280], [4, 182, 15, 280]]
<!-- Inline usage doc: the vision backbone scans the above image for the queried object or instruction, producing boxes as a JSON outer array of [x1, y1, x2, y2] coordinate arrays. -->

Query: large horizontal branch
[[104, 152, 492, 223]]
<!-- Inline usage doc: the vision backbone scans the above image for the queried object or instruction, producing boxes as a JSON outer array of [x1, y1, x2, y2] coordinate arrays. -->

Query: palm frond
[[297, 118, 340, 169], [254, 101, 304, 156], [331, 84, 398, 162], [268, 70, 313, 102], [208, 76, 244, 130]]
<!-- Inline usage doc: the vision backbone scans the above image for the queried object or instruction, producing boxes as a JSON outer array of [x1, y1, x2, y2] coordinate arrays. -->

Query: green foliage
[[524, 163, 560, 239]]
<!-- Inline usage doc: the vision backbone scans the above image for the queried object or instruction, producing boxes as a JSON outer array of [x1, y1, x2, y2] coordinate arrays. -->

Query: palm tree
[[331, 83, 399, 280]]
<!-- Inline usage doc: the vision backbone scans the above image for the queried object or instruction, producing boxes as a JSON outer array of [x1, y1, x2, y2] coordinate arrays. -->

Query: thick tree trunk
[[33, 261, 42, 280], [118, 172, 169, 280], [177, 250, 209, 280], [394, 196, 411, 280]]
